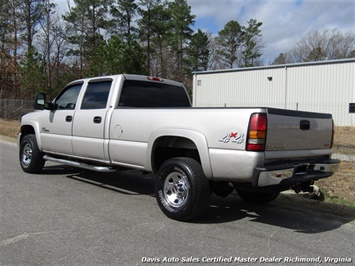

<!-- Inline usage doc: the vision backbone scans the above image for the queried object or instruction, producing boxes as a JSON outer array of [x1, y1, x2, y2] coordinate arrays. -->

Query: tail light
[[247, 113, 267, 151]]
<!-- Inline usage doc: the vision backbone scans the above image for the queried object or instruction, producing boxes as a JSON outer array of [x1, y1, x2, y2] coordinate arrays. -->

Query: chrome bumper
[[254, 159, 340, 187]]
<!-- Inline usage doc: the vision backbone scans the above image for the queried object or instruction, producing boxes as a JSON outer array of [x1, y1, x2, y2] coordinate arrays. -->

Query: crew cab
[[18, 74, 339, 221]]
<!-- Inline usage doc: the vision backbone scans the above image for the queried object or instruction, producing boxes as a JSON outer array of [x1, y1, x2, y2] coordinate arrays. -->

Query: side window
[[118, 80, 190, 108], [55, 83, 82, 110], [81, 80, 112, 109]]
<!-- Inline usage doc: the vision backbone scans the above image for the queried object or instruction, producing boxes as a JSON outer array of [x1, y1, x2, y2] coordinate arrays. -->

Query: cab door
[[72, 79, 112, 161], [40, 83, 83, 155]]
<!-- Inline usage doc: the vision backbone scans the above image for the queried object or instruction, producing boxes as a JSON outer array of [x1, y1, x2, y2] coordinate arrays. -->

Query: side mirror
[[34, 93, 56, 110], [34, 93, 45, 110]]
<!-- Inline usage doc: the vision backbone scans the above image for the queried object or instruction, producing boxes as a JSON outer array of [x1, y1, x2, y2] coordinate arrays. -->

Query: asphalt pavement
[[1, 140, 354, 265]]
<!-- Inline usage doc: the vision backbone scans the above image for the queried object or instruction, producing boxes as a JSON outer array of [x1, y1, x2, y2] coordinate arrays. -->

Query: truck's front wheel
[[19, 134, 45, 173], [155, 157, 210, 221]]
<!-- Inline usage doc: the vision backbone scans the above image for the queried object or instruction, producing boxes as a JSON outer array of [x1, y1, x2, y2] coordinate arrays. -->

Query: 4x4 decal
[[219, 132, 245, 144]]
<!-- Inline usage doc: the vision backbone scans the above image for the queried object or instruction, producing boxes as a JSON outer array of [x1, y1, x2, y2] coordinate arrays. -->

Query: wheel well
[[152, 136, 201, 173], [20, 125, 35, 141]]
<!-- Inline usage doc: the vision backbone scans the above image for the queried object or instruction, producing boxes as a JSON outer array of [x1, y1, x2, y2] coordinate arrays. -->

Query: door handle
[[93, 116, 102, 124], [66, 115, 72, 122], [300, 120, 310, 130]]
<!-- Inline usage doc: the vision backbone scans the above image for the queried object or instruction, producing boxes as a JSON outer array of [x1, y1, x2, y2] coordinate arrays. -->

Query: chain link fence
[[0, 99, 34, 120]]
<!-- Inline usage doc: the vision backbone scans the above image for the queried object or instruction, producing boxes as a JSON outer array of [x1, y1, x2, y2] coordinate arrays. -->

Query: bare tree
[[36, 0, 56, 90], [36, 7, 70, 95], [207, 32, 225, 70], [290, 29, 355, 62], [271, 52, 293, 65]]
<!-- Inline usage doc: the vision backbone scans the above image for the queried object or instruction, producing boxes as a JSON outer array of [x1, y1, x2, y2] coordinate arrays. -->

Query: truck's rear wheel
[[155, 157, 210, 221], [19, 134, 45, 173], [236, 189, 280, 204]]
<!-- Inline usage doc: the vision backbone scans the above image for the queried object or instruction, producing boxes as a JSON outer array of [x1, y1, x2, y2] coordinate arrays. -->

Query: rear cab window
[[81, 80, 112, 109], [118, 80, 191, 108]]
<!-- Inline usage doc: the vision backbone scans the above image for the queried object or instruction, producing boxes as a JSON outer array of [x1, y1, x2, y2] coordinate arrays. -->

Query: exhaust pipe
[[292, 183, 322, 199], [309, 184, 320, 197]]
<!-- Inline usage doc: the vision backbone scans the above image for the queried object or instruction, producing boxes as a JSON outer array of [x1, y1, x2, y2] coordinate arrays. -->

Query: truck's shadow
[[196, 194, 355, 234], [43, 164, 355, 233], [42, 164, 155, 195]]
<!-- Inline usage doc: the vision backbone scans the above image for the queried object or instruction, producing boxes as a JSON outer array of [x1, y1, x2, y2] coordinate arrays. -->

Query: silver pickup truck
[[18, 74, 339, 221]]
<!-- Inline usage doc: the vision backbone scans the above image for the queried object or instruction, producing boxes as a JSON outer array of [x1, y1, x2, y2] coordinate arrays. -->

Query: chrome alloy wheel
[[22, 142, 33, 167], [163, 171, 190, 208]]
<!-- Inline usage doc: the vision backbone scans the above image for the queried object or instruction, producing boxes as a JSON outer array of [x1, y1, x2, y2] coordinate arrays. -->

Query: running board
[[43, 155, 116, 172]]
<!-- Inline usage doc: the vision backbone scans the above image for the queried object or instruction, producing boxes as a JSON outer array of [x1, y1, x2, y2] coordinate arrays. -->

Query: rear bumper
[[254, 159, 340, 187]]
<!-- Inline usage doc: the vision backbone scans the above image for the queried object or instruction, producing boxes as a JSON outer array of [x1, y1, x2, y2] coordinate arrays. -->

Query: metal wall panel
[[193, 68, 286, 108], [193, 59, 355, 126], [286, 61, 355, 126]]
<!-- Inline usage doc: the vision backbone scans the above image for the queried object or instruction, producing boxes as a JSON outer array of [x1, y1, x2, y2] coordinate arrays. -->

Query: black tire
[[236, 189, 280, 204], [19, 134, 45, 173], [155, 157, 210, 221]]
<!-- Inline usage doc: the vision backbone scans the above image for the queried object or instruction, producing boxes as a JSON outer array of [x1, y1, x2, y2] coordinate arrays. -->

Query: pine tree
[[20, 0, 48, 96], [138, 0, 168, 75], [63, 0, 110, 77], [240, 19, 263, 67], [187, 29, 210, 71], [110, 0, 138, 40], [166, 0, 195, 80], [0, 0, 23, 97], [216, 20, 243, 69]]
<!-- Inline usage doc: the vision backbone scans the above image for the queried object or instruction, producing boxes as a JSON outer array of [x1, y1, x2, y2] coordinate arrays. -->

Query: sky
[[54, 0, 355, 64]]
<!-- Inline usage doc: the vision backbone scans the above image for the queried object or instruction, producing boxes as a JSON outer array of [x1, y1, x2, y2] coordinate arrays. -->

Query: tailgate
[[266, 108, 333, 151]]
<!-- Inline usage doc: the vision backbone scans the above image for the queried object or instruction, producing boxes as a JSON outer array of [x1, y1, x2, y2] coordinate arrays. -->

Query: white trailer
[[192, 59, 355, 126]]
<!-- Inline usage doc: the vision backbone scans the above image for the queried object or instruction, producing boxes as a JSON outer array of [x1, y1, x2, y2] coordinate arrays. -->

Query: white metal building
[[192, 59, 355, 126]]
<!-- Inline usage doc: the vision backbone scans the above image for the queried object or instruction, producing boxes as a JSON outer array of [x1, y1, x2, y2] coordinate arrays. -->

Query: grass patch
[[319, 187, 355, 208], [0, 119, 20, 139]]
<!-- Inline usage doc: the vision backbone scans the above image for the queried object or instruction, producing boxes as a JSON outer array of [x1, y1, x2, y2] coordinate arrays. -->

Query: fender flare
[[147, 128, 213, 178], [19, 121, 42, 150]]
